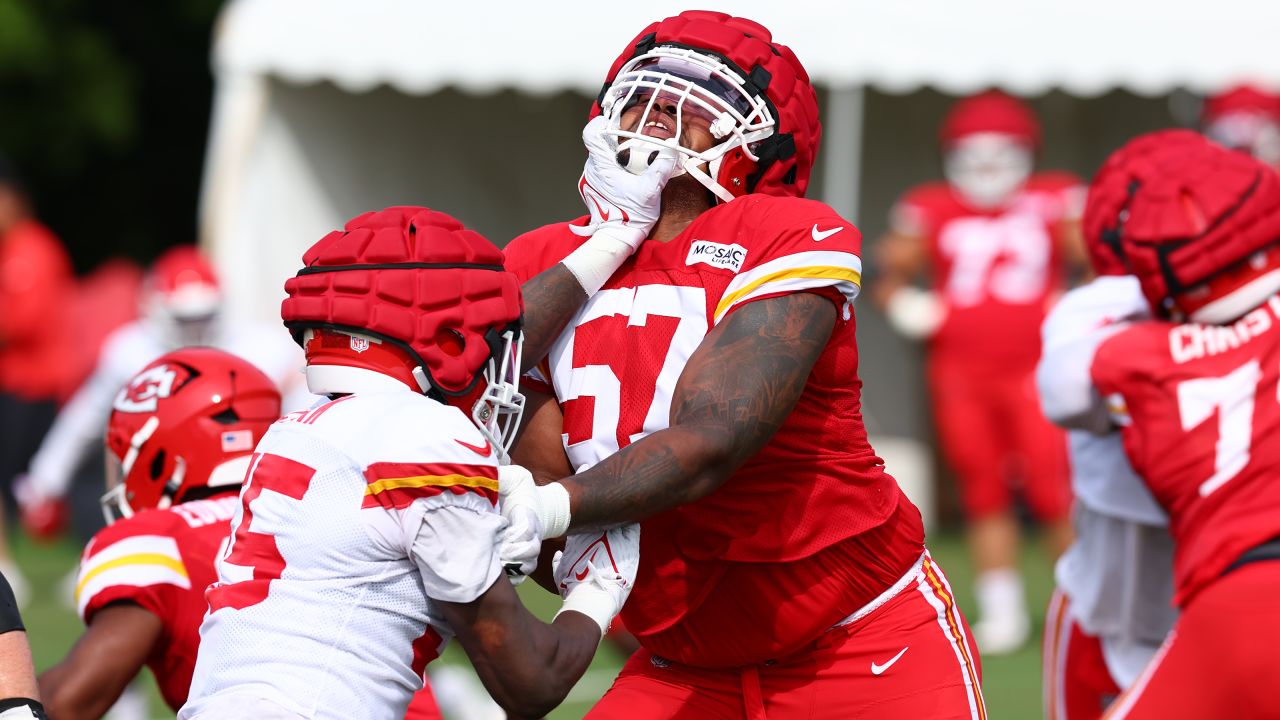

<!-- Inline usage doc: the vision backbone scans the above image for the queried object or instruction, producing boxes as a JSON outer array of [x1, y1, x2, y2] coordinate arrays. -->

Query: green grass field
[[18, 530, 1055, 719]]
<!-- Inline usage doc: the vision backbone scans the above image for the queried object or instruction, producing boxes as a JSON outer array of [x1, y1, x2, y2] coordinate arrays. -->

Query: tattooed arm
[[519, 265, 588, 375], [558, 291, 836, 532]]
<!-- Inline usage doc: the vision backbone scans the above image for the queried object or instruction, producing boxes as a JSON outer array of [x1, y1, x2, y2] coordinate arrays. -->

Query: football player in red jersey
[[1058, 134, 1280, 719], [501, 11, 986, 719], [36, 347, 293, 718], [1035, 132, 1205, 720], [872, 91, 1084, 654]]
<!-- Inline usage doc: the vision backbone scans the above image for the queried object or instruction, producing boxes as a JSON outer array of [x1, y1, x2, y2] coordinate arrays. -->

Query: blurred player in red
[[501, 11, 986, 718], [1035, 133, 1204, 719], [0, 153, 76, 604], [1200, 84, 1280, 169], [1058, 133, 1280, 719], [874, 91, 1084, 654], [36, 346, 446, 720]]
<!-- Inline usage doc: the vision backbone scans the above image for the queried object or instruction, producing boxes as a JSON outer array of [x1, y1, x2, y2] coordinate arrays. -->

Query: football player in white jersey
[[1035, 132, 1192, 719], [179, 206, 640, 720]]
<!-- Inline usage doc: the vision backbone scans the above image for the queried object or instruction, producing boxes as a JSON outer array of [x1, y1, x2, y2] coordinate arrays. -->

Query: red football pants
[[929, 363, 1071, 522], [1103, 561, 1280, 719], [585, 555, 986, 720], [1043, 589, 1121, 720]]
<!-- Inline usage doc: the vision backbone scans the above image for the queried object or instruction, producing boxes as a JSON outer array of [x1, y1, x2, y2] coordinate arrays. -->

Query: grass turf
[[19, 530, 1055, 719]]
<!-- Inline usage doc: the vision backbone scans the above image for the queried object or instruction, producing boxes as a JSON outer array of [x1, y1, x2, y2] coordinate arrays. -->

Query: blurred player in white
[[875, 91, 1085, 654], [1053, 132, 1280, 718], [1035, 133, 1196, 719], [18, 245, 310, 537], [37, 347, 282, 718], [180, 206, 638, 720]]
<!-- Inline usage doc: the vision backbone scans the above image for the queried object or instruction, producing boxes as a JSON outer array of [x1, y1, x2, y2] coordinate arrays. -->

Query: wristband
[[560, 226, 647, 296], [554, 589, 617, 637], [536, 482, 572, 539]]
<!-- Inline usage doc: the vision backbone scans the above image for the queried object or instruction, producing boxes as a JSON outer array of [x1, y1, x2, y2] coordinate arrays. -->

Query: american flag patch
[[221, 430, 254, 452]]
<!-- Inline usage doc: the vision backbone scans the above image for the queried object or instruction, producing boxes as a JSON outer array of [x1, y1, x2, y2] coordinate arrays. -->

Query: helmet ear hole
[[150, 450, 167, 481], [435, 329, 465, 358]]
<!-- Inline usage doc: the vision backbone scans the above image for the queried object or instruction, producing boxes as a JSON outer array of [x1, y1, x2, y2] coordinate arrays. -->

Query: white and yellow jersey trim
[[714, 250, 862, 324], [76, 534, 189, 620]]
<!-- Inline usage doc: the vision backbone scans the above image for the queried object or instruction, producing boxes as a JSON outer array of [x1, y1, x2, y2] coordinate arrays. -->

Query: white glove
[[563, 116, 680, 295], [496, 500, 542, 586], [885, 286, 947, 340], [497, 465, 571, 542], [552, 523, 640, 635]]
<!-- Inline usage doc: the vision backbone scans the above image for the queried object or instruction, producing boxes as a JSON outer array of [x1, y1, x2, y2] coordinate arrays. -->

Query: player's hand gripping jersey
[[76, 495, 236, 711], [894, 173, 1082, 370], [1091, 299, 1280, 608], [505, 194, 926, 666], [182, 391, 505, 720]]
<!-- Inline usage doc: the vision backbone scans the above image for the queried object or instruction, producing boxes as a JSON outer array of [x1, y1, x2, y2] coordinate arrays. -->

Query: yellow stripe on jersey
[[75, 553, 189, 603], [714, 266, 862, 323], [363, 474, 499, 496]]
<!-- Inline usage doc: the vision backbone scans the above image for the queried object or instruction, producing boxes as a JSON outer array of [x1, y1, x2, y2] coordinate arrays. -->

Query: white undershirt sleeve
[[410, 504, 505, 604]]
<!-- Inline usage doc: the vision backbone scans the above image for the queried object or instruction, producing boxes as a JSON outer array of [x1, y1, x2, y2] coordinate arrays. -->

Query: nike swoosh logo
[[871, 646, 909, 676], [811, 224, 844, 242], [574, 548, 601, 581], [454, 438, 492, 456]]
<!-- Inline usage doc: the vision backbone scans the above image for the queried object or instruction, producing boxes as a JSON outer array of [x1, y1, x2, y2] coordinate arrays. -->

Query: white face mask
[[943, 133, 1034, 209], [1205, 112, 1280, 169]]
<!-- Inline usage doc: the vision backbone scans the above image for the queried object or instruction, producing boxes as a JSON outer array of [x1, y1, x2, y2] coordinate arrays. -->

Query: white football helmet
[[599, 46, 776, 203]]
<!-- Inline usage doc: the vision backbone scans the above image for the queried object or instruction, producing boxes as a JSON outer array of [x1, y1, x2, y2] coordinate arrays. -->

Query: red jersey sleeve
[[75, 513, 193, 624], [712, 196, 862, 325]]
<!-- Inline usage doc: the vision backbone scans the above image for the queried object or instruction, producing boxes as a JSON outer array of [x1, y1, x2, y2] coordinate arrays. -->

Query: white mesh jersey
[[180, 388, 505, 720]]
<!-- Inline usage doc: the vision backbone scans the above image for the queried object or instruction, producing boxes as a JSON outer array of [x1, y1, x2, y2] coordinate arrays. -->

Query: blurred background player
[[1200, 84, 1280, 169], [873, 90, 1085, 654], [1035, 132, 1197, 719], [1072, 133, 1280, 718], [36, 347, 284, 719], [18, 245, 310, 547], [0, 153, 76, 606], [181, 206, 638, 720], [503, 11, 985, 718]]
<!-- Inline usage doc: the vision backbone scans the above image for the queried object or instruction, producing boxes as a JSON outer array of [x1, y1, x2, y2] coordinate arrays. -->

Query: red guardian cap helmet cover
[[1083, 129, 1211, 277], [103, 347, 281, 523], [591, 10, 821, 202], [280, 206, 526, 460], [1091, 133, 1280, 323]]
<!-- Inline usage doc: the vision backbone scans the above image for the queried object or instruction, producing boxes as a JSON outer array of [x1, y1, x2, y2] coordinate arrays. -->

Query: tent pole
[[822, 85, 865, 223]]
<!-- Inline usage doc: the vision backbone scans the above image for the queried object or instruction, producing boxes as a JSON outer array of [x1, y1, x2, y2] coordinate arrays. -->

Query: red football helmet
[[103, 347, 281, 522], [591, 10, 821, 203], [1083, 129, 1210, 277], [1201, 85, 1280, 167], [1095, 132, 1280, 323], [143, 245, 223, 348], [281, 206, 525, 460], [939, 91, 1041, 149]]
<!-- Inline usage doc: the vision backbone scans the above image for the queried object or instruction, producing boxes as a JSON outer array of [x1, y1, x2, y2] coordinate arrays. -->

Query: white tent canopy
[[215, 0, 1280, 98]]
